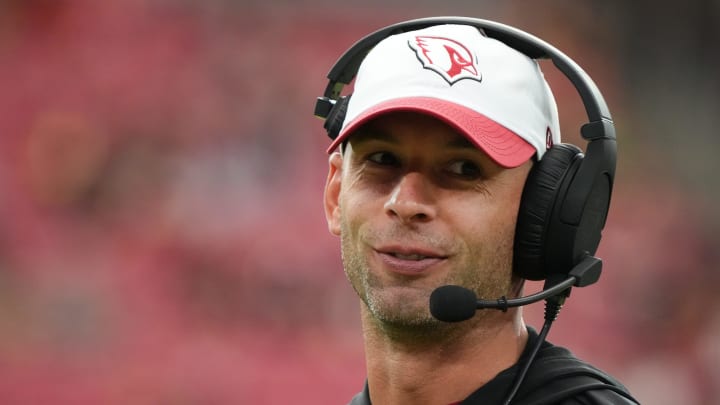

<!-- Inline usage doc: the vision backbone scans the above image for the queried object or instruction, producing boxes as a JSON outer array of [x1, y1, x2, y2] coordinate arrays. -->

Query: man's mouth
[[374, 244, 448, 275], [390, 253, 432, 261]]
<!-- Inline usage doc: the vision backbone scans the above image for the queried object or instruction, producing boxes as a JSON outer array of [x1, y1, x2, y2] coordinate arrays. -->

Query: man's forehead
[[346, 113, 479, 150]]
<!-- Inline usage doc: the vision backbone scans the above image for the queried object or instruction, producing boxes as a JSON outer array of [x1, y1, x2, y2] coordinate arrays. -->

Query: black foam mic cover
[[429, 285, 478, 322]]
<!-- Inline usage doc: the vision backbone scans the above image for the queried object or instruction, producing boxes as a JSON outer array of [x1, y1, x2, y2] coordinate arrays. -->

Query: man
[[320, 22, 638, 404]]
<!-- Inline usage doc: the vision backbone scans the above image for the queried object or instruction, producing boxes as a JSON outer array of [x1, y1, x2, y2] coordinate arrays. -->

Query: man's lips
[[374, 246, 448, 274]]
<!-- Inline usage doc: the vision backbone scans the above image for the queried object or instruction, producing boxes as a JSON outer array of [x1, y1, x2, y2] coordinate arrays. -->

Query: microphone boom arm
[[477, 255, 602, 311]]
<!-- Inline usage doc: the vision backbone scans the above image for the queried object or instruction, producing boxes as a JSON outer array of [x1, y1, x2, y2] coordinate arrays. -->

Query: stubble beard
[[340, 220, 517, 341]]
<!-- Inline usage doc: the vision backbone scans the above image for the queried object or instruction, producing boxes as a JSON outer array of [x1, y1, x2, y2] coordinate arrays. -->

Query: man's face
[[324, 112, 532, 329]]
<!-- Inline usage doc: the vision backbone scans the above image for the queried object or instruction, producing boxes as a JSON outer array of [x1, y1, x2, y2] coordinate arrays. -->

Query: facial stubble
[[340, 218, 517, 336]]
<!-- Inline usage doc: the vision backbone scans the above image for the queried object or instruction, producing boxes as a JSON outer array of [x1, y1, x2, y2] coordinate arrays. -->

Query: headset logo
[[409, 36, 481, 85]]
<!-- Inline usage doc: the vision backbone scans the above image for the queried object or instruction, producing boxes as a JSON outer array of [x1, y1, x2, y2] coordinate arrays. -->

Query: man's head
[[322, 24, 562, 332]]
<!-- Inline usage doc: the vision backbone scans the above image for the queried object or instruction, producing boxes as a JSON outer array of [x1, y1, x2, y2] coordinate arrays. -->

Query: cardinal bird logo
[[409, 36, 482, 85]]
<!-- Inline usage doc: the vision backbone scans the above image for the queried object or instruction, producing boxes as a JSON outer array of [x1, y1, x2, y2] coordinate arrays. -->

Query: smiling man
[[319, 21, 638, 405]]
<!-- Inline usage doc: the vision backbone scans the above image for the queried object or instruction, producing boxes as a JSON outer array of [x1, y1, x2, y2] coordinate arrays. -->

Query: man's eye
[[447, 160, 482, 178], [367, 151, 400, 167]]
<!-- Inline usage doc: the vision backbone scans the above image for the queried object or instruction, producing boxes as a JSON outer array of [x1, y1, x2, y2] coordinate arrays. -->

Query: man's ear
[[323, 152, 343, 236]]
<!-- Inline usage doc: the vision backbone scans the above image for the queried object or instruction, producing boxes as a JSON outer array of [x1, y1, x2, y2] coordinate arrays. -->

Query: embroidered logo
[[408, 36, 481, 85]]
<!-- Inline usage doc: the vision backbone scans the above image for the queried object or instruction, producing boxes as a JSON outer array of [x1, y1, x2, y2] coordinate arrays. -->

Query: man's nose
[[384, 172, 437, 224]]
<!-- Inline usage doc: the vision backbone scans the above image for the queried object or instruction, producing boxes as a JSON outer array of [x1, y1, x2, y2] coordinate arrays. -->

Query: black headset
[[314, 16, 617, 282]]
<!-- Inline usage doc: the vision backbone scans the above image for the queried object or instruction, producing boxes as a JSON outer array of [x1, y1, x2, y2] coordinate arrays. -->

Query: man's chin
[[364, 286, 437, 326]]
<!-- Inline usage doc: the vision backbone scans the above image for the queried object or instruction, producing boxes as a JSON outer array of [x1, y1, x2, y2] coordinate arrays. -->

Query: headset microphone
[[429, 255, 603, 323]]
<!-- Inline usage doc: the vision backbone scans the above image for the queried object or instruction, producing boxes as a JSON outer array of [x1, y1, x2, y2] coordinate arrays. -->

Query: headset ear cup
[[324, 96, 351, 140], [514, 144, 583, 280]]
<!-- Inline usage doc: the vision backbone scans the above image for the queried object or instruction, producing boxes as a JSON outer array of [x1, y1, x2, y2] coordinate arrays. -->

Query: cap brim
[[327, 97, 535, 168]]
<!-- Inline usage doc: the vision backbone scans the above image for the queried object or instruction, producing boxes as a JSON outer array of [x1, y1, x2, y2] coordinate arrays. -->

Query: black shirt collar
[[347, 328, 542, 405]]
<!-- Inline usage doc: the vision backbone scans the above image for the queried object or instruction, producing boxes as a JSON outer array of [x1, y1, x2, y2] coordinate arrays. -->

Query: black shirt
[[348, 327, 639, 405]]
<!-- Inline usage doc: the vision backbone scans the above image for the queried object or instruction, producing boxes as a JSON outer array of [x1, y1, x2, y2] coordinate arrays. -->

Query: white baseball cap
[[327, 24, 561, 168]]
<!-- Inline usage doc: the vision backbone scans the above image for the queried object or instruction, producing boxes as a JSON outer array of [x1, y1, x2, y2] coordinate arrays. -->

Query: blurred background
[[0, 0, 718, 404]]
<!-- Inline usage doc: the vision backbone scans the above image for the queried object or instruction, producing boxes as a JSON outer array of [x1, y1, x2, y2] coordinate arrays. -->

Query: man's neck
[[361, 308, 528, 405]]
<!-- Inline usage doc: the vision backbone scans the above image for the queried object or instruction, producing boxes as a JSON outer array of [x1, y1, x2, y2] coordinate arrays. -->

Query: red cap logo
[[409, 36, 482, 85]]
